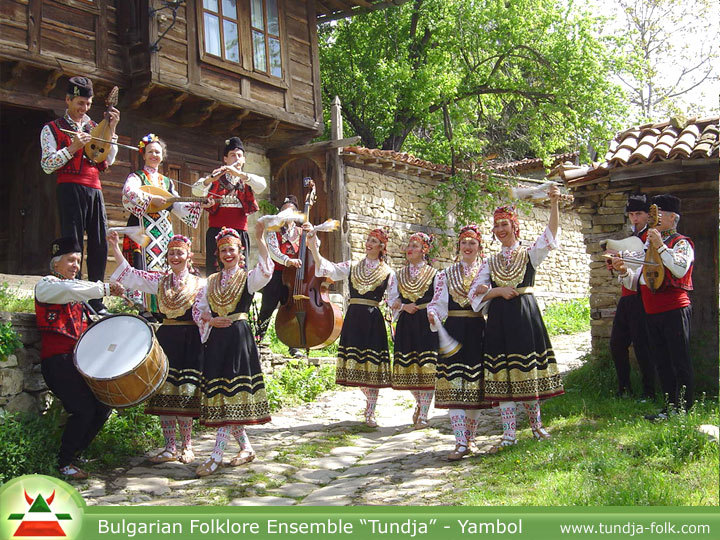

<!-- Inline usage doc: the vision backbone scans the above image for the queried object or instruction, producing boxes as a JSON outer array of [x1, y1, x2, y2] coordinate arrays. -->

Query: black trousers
[[257, 269, 289, 340], [610, 294, 655, 395], [41, 353, 111, 467], [646, 305, 694, 410], [56, 183, 107, 282], [205, 226, 249, 276]]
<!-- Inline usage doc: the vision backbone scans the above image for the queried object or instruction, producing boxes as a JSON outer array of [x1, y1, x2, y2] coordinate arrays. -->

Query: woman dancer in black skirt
[[427, 224, 490, 460], [307, 226, 394, 427], [109, 231, 203, 464], [388, 232, 438, 429], [192, 223, 274, 476], [479, 185, 564, 453]]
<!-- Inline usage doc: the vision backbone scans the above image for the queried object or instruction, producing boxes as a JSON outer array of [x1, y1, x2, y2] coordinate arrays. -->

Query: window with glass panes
[[202, 0, 241, 64], [250, 0, 282, 78]]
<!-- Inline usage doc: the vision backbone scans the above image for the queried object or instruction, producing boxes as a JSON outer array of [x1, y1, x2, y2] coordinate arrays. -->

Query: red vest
[[640, 233, 693, 314], [35, 298, 88, 359], [621, 227, 649, 297], [273, 230, 300, 271], [204, 176, 258, 231], [47, 118, 107, 189]]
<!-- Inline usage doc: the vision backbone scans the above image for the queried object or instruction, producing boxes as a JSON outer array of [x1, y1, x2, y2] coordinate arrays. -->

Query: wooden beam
[[267, 136, 361, 158], [149, 92, 189, 120], [28, 0, 42, 54], [42, 69, 64, 96], [609, 160, 683, 182], [0, 88, 65, 115], [123, 83, 155, 110], [208, 109, 250, 134], [176, 100, 219, 128], [5, 62, 26, 89]]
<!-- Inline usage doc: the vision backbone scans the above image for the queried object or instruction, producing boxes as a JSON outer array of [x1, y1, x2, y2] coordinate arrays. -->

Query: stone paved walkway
[[79, 332, 590, 506]]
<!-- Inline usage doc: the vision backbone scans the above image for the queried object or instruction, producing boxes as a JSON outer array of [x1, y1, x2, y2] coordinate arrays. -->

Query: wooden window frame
[[48, 0, 99, 14], [249, 0, 283, 79], [196, 0, 288, 89]]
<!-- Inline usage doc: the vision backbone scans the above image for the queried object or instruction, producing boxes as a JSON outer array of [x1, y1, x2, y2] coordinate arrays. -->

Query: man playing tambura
[[35, 236, 125, 479]]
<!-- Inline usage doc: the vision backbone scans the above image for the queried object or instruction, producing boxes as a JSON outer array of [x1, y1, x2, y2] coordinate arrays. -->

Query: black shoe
[[288, 348, 304, 358]]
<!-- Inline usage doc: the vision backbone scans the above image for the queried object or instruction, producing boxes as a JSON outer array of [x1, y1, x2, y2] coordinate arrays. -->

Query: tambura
[[74, 314, 168, 408]]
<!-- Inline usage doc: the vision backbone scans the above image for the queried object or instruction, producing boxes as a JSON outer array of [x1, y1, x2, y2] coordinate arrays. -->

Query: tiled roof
[[553, 117, 719, 185], [342, 146, 579, 176]]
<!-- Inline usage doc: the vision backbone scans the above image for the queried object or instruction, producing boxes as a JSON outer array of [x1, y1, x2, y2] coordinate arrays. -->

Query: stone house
[[551, 117, 718, 391]]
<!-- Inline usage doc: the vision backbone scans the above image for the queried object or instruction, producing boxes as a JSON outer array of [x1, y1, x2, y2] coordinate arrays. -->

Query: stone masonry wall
[[343, 162, 590, 306]]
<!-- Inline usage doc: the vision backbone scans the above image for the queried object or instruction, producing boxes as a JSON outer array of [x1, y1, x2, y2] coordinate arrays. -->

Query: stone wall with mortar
[[342, 161, 590, 306]]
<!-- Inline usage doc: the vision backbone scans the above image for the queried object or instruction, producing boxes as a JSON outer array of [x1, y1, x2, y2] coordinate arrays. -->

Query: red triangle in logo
[[14, 520, 66, 537]]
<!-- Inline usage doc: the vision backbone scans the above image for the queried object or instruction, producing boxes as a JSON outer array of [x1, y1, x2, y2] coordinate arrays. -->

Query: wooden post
[[327, 96, 349, 296]]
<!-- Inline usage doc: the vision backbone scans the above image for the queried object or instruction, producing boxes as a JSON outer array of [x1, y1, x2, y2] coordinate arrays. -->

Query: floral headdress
[[408, 232, 433, 254], [493, 205, 520, 238], [368, 226, 390, 255], [167, 234, 192, 251], [137, 133, 160, 155], [215, 227, 243, 249]]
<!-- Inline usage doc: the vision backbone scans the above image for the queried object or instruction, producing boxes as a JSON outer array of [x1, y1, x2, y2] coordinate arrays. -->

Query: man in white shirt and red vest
[[614, 194, 694, 419], [40, 76, 120, 315], [608, 194, 655, 399], [35, 236, 124, 479], [258, 195, 303, 357], [191, 137, 267, 274]]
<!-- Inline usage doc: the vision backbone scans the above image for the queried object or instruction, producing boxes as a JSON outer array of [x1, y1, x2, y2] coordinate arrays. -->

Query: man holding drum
[[35, 236, 125, 479]]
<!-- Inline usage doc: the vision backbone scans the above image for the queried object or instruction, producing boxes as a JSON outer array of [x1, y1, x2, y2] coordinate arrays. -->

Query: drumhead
[[74, 314, 153, 380]]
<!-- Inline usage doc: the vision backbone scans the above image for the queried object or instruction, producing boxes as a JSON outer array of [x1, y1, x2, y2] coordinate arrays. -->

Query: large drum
[[74, 314, 168, 408]]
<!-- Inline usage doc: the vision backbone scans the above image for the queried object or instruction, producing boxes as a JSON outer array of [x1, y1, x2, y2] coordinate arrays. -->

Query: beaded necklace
[[157, 272, 201, 319], [206, 268, 247, 316], [350, 258, 391, 295], [489, 246, 528, 288], [446, 261, 480, 307], [397, 263, 436, 302]]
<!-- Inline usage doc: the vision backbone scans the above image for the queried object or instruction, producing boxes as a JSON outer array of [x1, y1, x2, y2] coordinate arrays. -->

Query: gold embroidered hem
[[397, 264, 437, 302], [484, 373, 565, 400], [392, 350, 437, 389], [336, 346, 391, 387], [199, 388, 271, 426], [445, 262, 480, 307], [483, 348, 564, 400], [350, 259, 392, 295]]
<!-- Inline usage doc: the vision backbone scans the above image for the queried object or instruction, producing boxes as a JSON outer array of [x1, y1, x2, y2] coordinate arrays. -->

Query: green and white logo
[[0, 475, 84, 539]]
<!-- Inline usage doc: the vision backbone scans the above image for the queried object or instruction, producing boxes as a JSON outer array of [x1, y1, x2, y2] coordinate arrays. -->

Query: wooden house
[[551, 117, 719, 391], [0, 0, 396, 275]]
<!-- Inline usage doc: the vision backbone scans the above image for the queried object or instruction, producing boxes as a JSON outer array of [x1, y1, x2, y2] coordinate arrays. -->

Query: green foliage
[[105, 296, 139, 315], [459, 349, 719, 506], [0, 403, 163, 482], [258, 199, 279, 216], [264, 360, 337, 412], [0, 282, 35, 313], [542, 298, 591, 336], [0, 321, 22, 361], [319, 0, 627, 162]]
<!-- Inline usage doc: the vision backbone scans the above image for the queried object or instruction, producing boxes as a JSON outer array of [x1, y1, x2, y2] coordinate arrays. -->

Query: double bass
[[274, 178, 343, 350]]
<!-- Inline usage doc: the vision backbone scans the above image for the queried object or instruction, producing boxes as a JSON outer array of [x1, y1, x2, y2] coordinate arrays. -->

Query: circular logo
[[0, 475, 85, 540]]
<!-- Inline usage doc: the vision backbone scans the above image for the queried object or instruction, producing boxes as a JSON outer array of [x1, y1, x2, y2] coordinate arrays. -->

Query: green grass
[[459, 349, 719, 506], [264, 360, 337, 412], [542, 298, 590, 336], [0, 282, 34, 313], [274, 428, 362, 467]]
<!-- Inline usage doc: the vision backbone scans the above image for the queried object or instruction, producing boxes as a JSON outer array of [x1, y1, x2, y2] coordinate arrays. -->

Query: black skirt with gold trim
[[144, 309, 203, 417], [336, 279, 391, 388], [483, 289, 564, 402], [392, 287, 437, 390], [199, 290, 271, 426]]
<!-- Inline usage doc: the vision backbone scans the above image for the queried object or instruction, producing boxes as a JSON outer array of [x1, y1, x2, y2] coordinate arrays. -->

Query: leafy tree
[[319, 0, 627, 163], [610, 0, 719, 122]]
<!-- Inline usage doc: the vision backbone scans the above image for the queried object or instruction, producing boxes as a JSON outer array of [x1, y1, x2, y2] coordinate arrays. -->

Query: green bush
[[0, 282, 34, 313], [265, 360, 337, 412], [0, 321, 22, 361], [542, 297, 590, 336]]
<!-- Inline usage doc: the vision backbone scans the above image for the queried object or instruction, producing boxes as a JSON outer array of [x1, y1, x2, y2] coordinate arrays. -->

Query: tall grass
[[542, 297, 590, 336]]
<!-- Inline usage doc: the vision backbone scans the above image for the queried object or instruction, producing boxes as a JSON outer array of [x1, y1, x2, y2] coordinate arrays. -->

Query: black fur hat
[[651, 194, 681, 215], [223, 137, 245, 156], [625, 194, 650, 213], [51, 236, 81, 257], [67, 76, 93, 98]]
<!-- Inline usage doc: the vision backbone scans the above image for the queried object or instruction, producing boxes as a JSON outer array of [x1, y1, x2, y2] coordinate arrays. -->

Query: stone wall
[[0, 312, 48, 415], [343, 161, 590, 305]]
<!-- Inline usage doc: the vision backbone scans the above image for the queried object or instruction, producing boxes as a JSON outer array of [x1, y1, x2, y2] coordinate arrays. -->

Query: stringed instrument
[[643, 204, 665, 292], [275, 178, 343, 350], [85, 86, 119, 164], [140, 185, 240, 213]]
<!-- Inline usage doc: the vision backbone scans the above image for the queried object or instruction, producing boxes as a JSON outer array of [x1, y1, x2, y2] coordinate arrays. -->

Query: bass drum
[[74, 314, 168, 408]]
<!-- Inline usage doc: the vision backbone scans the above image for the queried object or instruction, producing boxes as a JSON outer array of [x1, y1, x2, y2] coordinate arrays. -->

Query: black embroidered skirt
[[200, 320, 271, 426], [144, 323, 203, 417], [336, 304, 391, 388], [435, 315, 490, 409], [483, 294, 564, 401], [392, 310, 438, 390]]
